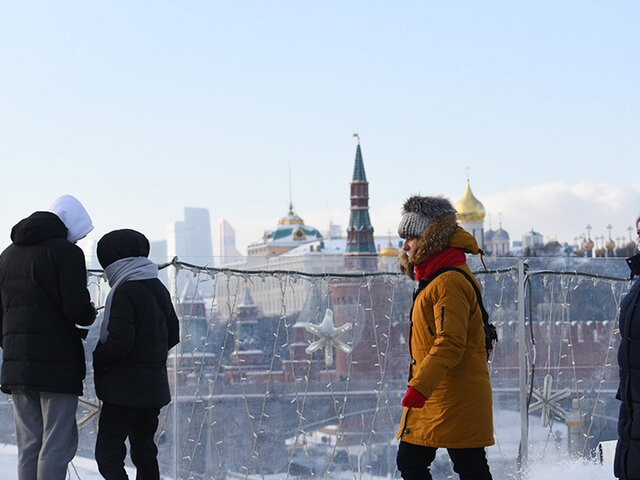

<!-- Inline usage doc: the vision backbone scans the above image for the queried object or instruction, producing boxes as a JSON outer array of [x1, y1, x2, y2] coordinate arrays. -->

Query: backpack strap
[[414, 266, 497, 358]]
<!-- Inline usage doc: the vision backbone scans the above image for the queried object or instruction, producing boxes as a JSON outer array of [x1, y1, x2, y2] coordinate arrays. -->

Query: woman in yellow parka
[[395, 195, 494, 480]]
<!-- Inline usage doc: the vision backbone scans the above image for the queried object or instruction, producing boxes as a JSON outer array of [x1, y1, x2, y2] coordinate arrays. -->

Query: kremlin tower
[[344, 134, 378, 272], [330, 135, 406, 380]]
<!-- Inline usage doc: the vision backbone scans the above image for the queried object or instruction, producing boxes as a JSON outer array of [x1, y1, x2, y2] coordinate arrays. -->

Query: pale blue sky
[[1, 1, 639, 254]]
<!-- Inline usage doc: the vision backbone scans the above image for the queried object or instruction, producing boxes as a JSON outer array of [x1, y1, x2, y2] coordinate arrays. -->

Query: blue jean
[[11, 390, 79, 480], [397, 441, 493, 480]]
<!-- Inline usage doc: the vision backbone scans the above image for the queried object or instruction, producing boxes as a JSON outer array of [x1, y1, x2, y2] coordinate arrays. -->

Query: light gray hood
[[49, 194, 94, 243]]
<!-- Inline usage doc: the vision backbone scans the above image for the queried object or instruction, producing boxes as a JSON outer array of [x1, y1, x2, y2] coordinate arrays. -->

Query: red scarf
[[414, 247, 466, 281]]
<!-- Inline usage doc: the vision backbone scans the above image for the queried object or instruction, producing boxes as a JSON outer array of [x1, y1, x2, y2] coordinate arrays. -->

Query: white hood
[[48, 194, 94, 243]]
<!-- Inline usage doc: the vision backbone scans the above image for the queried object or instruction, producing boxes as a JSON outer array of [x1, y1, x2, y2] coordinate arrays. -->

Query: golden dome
[[605, 238, 616, 250], [379, 239, 399, 257], [583, 238, 594, 250], [278, 203, 304, 225], [455, 181, 485, 223]]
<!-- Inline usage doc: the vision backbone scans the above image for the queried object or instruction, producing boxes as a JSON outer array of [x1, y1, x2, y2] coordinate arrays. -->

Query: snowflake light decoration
[[528, 373, 572, 427], [303, 308, 353, 367]]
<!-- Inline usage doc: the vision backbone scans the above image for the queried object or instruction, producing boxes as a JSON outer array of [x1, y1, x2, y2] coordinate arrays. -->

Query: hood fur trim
[[399, 213, 458, 279], [399, 214, 482, 279]]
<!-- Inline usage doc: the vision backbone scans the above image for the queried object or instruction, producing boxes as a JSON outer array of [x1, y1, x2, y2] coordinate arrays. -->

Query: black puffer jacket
[[0, 212, 96, 395], [93, 229, 180, 409], [615, 255, 640, 479]]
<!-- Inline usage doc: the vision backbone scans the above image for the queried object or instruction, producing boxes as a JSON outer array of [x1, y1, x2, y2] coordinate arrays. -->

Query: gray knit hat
[[397, 195, 456, 239]]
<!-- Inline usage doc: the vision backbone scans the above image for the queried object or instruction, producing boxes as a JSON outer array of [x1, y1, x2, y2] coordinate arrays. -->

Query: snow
[[0, 443, 137, 479], [487, 409, 615, 479], [523, 458, 614, 480], [0, 442, 616, 479]]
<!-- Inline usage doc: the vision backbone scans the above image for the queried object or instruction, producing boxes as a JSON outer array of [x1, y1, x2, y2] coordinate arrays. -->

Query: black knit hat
[[97, 229, 150, 269], [397, 195, 456, 239]]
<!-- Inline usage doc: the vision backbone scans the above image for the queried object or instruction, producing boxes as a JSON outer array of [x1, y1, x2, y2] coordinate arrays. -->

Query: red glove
[[402, 386, 426, 409]]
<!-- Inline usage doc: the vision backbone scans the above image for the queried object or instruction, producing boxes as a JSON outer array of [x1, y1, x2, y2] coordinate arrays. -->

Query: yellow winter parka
[[396, 215, 494, 448]]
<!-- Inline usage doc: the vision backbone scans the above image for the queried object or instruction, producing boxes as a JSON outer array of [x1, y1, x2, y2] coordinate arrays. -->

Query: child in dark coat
[[93, 229, 179, 480]]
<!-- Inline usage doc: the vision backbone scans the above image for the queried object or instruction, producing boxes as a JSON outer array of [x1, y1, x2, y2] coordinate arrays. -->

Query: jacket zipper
[[441, 306, 445, 330]]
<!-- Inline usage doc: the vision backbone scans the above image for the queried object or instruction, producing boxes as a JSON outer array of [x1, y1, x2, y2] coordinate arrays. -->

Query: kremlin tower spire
[[345, 133, 377, 271]]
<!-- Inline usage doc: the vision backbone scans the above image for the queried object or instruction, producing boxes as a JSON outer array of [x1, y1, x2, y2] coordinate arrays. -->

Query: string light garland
[[78, 258, 631, 479]]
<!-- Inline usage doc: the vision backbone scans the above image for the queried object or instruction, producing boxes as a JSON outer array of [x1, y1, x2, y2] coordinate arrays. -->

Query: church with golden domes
[[455, 179, 486, 250], [455, 178, 511, 256]]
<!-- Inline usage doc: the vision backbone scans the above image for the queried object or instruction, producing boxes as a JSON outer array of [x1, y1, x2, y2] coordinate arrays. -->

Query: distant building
[[523, 229, 544, 251], [455, 180, 485, 251], [246, 204, 323, 258], [218, 218, 243, 265], [149, 240, 169, 288], [324, 221, 343, 240], [220, 206, 341, 317], [344, 139, 378, 272], [167, 207, 214, 296], [81, 239, 100, 270], [214, 138, 393, 319], [484, 223, 511, 256], [178, 277, 208, 353], [223, 287, 272, 384], [81, 239, 101, 302], [378, 238, 401, 272]]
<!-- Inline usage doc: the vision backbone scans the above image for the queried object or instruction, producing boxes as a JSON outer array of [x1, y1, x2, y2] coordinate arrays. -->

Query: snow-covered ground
[[0, 443, 135, 480], [0, 401, 617, 479], [523, 458, 613, 480], [0, 442, 616, 479]]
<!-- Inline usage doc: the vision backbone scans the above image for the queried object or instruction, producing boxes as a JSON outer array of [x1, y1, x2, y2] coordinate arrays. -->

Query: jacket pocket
[[440, 306, 445, 330]]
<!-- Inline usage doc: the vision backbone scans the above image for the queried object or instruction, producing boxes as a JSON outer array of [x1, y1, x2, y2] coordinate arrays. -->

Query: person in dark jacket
[[615, 214, 640, 480], [0, 194, 97, 480], [93, 229, 179, 480]]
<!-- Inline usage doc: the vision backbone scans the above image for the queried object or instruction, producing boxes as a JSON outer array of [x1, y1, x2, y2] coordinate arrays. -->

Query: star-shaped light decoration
[[304, 308, 353, 367], [528, 373, 572, 427]]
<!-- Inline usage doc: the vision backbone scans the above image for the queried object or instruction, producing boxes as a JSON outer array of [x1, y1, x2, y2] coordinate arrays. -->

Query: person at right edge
[[614, 215, 640, 480], [93, 229, 179, 480], [395, 195, 494, 480]]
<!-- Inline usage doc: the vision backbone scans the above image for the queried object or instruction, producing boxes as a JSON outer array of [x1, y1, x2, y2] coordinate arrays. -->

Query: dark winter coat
[[93, 231, 179, 409], [0, 212, 96, 395], [615, 257, 640, 479]]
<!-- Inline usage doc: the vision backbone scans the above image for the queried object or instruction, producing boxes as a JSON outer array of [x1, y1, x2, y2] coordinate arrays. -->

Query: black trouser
[[95, 402, 161, 480], [397, 441, 493, 480]]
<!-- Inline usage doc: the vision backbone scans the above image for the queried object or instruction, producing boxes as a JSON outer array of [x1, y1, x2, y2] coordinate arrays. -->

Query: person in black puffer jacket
[[615, 215, 640, 480], [93, 229, 179, 480], [0, 194, 97, 480]]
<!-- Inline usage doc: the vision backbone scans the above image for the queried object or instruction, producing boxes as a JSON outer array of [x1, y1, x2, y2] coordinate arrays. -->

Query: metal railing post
[[172, 260, 180, 480], [517, 259, 528, 475]]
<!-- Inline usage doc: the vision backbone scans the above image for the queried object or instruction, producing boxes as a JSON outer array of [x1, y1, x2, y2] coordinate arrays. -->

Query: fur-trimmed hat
[[397, 195, 456, 239]]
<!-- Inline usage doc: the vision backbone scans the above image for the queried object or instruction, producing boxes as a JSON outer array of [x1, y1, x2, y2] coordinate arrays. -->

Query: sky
[[1, 1, 639, 257]]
